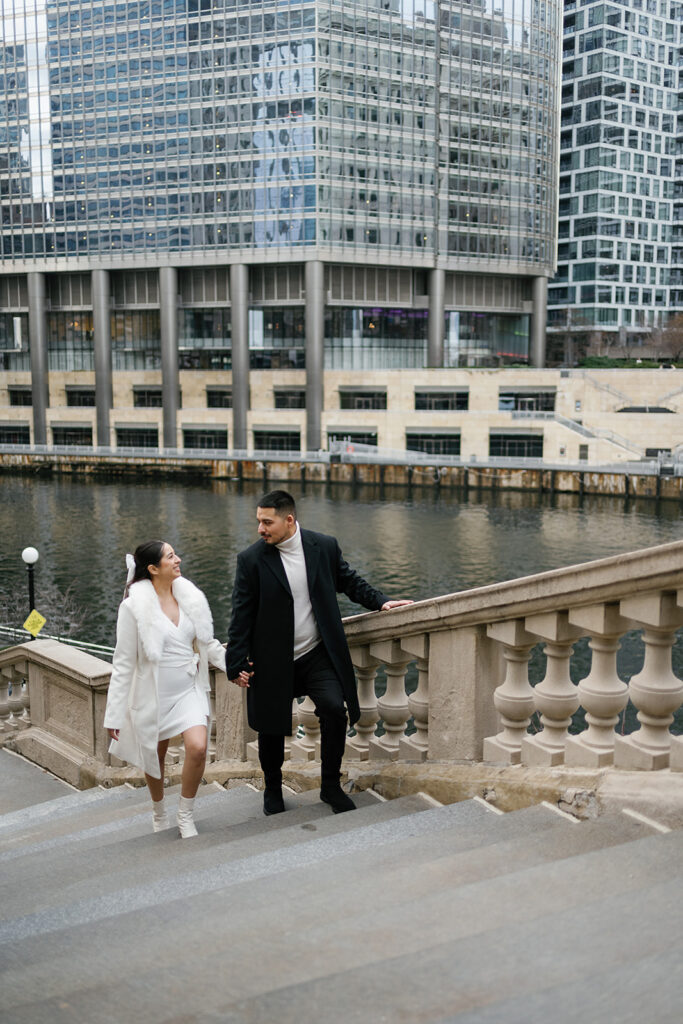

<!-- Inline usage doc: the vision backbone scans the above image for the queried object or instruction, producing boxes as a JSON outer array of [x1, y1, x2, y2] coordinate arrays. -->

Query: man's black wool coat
[[225, 528, 389, 734]]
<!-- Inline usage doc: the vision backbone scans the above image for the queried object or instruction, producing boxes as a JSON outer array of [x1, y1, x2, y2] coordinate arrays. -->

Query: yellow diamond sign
[[23, 610, 46, 637]]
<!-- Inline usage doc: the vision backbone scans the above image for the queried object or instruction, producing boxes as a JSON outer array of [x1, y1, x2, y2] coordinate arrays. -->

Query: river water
[[1, 476, 680, 670]]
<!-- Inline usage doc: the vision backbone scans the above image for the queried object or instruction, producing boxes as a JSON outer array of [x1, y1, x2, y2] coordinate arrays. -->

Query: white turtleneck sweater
[[276, 523, 321, 659]]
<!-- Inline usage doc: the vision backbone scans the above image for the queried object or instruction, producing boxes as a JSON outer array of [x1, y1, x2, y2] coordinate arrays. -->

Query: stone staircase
[[1, 764, 682, 1024]]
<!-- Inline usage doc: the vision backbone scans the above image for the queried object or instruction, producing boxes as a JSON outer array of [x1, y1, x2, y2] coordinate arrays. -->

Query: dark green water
[[1, 476, 682, 710]]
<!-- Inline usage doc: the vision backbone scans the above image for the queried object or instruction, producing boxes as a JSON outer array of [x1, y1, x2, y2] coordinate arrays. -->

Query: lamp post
[[21, 546, 39, 615]]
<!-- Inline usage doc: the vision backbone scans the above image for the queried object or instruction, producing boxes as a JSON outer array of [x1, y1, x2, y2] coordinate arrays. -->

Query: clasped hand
[[230, 661, 253, 688]]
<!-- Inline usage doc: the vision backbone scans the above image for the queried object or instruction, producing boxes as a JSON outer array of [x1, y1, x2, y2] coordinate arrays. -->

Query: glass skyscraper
[[548, 0, 681, 361], [1, 0, 560, 451]]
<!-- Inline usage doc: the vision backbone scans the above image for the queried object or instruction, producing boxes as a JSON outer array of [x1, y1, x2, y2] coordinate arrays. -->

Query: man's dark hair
[[257, 490, 297, 518]]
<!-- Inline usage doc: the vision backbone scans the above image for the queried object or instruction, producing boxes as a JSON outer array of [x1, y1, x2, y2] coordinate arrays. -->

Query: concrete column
[[230, 263, 249, 451], [530, 275, 547, 368], [159, 266, 179, 449], [427, 268, 445, 368], [92, 270, 112, 448], [305, 260, 324, 451], [27, 272, 49, 445]]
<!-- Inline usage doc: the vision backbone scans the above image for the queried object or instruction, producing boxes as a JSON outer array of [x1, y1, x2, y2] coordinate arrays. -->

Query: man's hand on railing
[[381, 600, 414, 611]]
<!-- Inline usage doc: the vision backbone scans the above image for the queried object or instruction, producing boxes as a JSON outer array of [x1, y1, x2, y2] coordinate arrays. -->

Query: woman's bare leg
[[145, 738, 170, 801], [180, 725, 208, 798]]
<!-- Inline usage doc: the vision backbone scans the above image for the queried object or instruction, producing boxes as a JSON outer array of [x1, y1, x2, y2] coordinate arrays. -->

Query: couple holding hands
[[103, 490, 412, 838]]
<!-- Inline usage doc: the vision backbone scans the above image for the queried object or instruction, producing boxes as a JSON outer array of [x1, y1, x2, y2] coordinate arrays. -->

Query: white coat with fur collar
[[103, 577, 226, 778]]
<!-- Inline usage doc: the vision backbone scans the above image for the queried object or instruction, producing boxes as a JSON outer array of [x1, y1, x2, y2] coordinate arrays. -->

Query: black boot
[[320, 716, 356, 814], [259, 733, 286, 816]]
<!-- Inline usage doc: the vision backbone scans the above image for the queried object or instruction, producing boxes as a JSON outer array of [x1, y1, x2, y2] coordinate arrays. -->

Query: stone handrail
[[332, 538, 683, 770], [1, 540, 682, 784]]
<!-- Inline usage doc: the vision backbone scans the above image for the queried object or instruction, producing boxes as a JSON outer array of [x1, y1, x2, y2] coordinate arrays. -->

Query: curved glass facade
[[1, 0, 560, 270]]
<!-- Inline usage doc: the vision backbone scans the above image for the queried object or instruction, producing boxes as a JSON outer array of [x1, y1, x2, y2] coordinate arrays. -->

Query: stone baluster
[[483, 619, 537, 765], [367, 640, 412, 760], [0, 666, 12, 732], [7, 665, 28, 731], [564, 603, 632, 767], [614, 591, 683, 771], [283, 699, 298, 761], [671, 590, 683, 772], [399, 634, 429, 761], [345, 646, 380, 760], [207, 669, 217, 763], [290, 696, 320, 760], [521, 611, 583, 767]]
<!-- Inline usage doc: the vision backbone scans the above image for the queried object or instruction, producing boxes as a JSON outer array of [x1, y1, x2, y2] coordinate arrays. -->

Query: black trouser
[[258, 643, 348, 789]]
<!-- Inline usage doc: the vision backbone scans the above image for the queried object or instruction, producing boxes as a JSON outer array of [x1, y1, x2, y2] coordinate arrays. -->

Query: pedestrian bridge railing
[[1, 539, 683, 784]]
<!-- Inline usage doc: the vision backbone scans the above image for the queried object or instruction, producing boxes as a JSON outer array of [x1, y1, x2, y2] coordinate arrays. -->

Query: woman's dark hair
[[124, 540, 166, 598]]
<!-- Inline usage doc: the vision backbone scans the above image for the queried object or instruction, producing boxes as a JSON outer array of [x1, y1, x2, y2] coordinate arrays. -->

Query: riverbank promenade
[[2, 539, 683, 1021]]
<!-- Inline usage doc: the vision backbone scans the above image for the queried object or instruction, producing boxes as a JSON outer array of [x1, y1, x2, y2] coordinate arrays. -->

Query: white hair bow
[[125, 553, 136, 584]]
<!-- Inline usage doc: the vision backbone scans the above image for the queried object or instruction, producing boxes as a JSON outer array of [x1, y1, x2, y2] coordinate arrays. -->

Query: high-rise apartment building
[[1, 0, 560, 453], [548, 0, 682, 362]]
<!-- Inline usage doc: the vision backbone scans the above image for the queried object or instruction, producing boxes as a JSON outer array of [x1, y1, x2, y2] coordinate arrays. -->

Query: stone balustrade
[[1, 539, 682, 785], [342, 537, 683, 773]]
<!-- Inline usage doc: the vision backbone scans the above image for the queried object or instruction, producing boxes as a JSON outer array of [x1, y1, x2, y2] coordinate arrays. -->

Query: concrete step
[[0, 749, 73, 814], [1, 791, 436, 923], [3, 818, 681, 1023], [0, 781, 175, 850]]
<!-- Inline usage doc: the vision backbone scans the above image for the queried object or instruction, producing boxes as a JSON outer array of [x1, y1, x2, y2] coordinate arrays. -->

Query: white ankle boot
[[177, 795, 198, 838], [152, 798, 170, 832]]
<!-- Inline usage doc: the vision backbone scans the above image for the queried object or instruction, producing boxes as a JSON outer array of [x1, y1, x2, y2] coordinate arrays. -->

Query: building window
[[445, 312, 529, 367], [52, 427, 93, 446], [0, 313, 30, 372], [253, 430, 301, 452], [111, 311, 161, 371], [489, 433, 544, 458], [579, 444, 589, 461], [179, 310, 231, 370], [249, 308, 305, 369], [183, 428, 228, 450], [47, 313, 95, 371], [498, 390, 556, 412], [8, 387, 32, 407], [116, 428, 159, 449], [274, 389, 306, 409], [133, 388, 163, 408], [206, 388, 232, 409], [406, 432, 461, 456], [327, 431, 378, 448], [339, 390, 387, 410], [0, 425, 30, 445], [414, 390, 468, 411], [325, 308, 428, 370], [66, 389, 96, 407]]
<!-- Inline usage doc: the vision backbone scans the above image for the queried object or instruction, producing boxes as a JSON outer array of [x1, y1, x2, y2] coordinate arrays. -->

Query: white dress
[[157, 608, 210, 741]]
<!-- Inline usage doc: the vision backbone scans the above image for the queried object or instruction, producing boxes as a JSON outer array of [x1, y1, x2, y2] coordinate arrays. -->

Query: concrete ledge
[[9, 733, 683, 829]]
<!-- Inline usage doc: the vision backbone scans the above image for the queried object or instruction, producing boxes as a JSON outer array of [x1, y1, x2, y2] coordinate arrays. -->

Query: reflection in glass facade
[[249, 307, 305, 368], [445, 311, 530, 367], [325, 308, 428, 369], [1, 0, 559, 269], [0, 312, 30, 369]]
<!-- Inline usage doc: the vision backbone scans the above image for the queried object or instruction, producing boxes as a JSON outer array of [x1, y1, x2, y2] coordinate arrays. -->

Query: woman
[[103, 540, 226, 838]]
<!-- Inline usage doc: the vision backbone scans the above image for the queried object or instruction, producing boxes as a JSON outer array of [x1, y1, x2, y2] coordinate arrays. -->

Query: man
[[226, 490, 412, 815]]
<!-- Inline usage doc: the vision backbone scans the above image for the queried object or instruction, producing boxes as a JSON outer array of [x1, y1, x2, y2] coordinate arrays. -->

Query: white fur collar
[[124, 577, 214, 662]]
